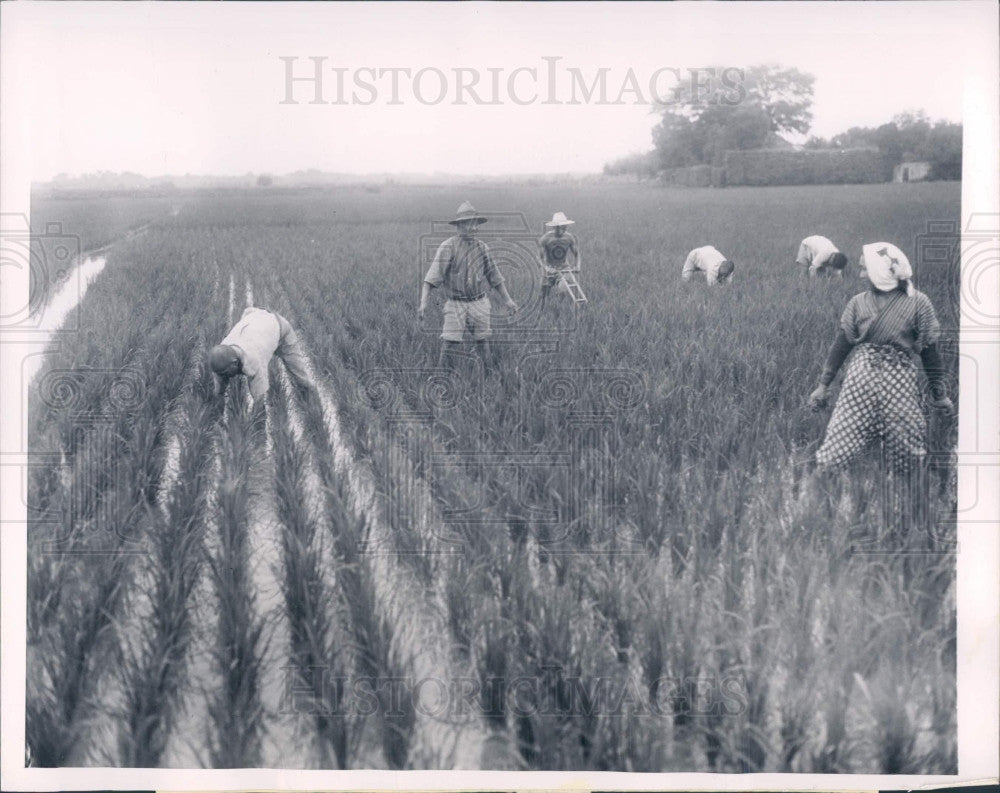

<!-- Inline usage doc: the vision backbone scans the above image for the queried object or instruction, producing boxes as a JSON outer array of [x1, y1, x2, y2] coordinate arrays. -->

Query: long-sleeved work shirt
[[819, 289, 945, 391]]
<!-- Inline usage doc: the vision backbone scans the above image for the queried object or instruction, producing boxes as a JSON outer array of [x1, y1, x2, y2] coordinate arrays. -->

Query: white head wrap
[[862, 242, 914, 295]]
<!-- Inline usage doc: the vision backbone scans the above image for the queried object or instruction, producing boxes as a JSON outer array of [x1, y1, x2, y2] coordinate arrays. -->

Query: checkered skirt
[[816, 343, 927, 473]]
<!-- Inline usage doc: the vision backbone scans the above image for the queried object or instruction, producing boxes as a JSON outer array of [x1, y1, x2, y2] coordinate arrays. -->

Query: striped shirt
[[840, 289, 941, 354], [424, 234, 504, 300]]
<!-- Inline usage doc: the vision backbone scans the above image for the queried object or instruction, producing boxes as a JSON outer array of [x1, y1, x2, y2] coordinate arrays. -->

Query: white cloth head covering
[[862, 242, 914, 295]]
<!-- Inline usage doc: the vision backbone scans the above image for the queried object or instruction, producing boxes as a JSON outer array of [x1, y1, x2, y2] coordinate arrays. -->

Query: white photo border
[[1, 1, 997, 790]]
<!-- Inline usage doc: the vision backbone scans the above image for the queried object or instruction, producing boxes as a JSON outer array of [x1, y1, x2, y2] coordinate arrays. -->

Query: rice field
[[26, 193, 178, 315], [25, 180, 959, 772]]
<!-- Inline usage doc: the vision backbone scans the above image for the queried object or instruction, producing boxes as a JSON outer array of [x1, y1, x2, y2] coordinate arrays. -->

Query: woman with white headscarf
[[807, 242, 953, 474]]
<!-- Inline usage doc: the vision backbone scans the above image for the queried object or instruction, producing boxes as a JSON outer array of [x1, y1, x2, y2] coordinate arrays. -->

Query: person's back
[[800, 235, 836, 257], [221, 307, 282, 382], [682, 246, 734, 285], [797, 235, 845, 277], [212, 306, 315, 401]]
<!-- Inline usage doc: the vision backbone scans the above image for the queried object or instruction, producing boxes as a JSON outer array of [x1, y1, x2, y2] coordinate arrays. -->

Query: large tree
[[651, 113, 702, 168], [738, 64, 815, 135], [651, 64, 815, 168]]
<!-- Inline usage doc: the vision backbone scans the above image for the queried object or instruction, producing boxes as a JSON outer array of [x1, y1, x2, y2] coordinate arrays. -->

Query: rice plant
[[117, 383, 219, 766], [27, 181, 960, 770], [270, 378, 352, 768]]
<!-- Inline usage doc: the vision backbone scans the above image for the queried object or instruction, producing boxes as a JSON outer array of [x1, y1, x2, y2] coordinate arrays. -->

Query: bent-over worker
[[682, 245, 735, 286], [209, 306, 316, 402], [796, 235, 848, 279]]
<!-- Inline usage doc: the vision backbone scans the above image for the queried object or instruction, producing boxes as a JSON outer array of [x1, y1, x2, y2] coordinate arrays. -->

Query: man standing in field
[[209, 306, 316, 402], [681, 245, 735, 286], [537, 211, 581, 313], [419, 201, 519, 373], [796, 235, 848, 279]]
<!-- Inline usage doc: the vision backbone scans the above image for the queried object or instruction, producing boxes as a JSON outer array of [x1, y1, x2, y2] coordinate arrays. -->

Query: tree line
[[604, 65, 961, 181]]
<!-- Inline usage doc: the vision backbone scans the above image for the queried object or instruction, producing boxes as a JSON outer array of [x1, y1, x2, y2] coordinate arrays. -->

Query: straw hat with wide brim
[[448, 201, 489, 225], [545, 211, 575, 227]]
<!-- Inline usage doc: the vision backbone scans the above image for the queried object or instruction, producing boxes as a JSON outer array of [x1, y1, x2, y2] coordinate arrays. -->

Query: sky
[[2, 1, 993, 180]]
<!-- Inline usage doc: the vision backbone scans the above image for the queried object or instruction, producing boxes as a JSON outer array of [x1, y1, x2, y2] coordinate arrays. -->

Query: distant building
[[893, 161, 932, 183]]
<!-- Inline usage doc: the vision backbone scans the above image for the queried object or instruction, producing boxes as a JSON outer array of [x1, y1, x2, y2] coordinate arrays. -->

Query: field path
[[23, 256, 107, 387], [268, 304, 490, 766], [244, 394, 311, 767], [314, 378, 487, 766], [216, 280, 310, 766]]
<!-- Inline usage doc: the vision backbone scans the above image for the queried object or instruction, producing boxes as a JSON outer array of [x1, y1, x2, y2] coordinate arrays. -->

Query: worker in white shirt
[[681, 245, 735, 286], [209, 306, 316, 402], [796, 235, 848, 279]]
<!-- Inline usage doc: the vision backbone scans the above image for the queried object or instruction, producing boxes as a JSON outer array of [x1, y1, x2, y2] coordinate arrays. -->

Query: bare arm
[[482, 245, 515, 311], [495, 281, 518, 312], [418, 281, 434, 320], [420, 240, 449, 320]]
